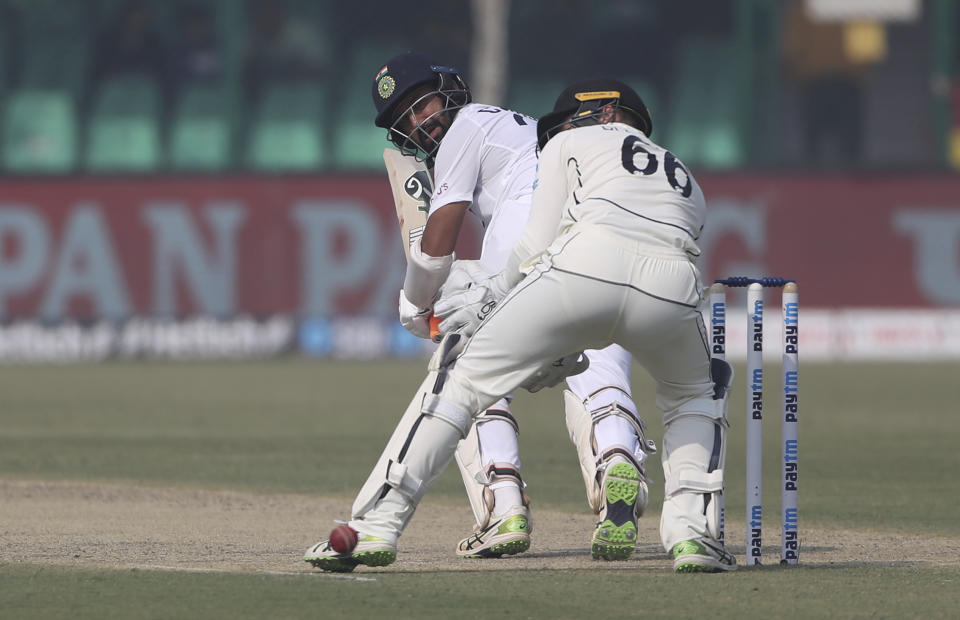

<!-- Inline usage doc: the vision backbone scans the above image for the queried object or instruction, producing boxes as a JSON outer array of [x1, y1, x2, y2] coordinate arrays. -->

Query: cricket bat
[[383, 148, 442, 342]]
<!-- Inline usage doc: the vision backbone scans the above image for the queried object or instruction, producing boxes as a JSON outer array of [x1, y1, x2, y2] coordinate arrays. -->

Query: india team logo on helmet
[[375, 66, 396, 99]]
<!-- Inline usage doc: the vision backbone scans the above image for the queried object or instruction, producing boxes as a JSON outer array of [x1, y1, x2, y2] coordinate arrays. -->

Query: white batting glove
[[398, 289, 432, 339]]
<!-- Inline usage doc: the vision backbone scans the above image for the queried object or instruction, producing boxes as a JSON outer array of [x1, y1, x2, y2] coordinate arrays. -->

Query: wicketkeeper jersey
[[516, 122, 706, 269]]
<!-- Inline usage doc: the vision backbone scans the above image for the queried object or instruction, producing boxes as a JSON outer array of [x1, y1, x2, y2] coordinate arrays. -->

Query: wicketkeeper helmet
[[536, 78, 652, 149]]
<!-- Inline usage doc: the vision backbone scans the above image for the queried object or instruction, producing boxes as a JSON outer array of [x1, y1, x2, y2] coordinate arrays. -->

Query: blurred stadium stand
[[2, 89, 78, 172], [330, 44, 413, 170], [0, 0, 957, 361], [85, 75, 163, 171], [666, 39, 744, 169], [245, 80, 328, 170], [168, 83, 233, 171], [0, 0, 954, 174]]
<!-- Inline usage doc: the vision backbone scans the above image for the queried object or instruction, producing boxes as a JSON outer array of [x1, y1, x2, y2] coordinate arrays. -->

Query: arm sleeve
[[509, 139, 568, 278], [429, 117, 483, 214]]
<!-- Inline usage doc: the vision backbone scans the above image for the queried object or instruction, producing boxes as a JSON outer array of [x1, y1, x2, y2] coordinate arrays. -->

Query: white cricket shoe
[[671, 538, 738, 573], [304, 533, 396, 572], [456, 505, 532, 558]]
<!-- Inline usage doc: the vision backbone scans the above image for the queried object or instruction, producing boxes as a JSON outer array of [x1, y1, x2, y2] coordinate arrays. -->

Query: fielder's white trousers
[[439, 227, 717, 549], [470, 201, 640, 475], [449, 228, 713, 419]]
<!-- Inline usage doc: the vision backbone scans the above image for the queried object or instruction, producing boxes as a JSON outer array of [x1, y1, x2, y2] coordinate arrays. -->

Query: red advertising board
[[699, 174, 960, 308], [0, 173, 957, 322]]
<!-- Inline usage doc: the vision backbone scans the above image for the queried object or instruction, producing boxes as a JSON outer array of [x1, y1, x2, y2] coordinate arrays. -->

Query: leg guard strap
[[480, 408, 519, 433], [383, 459, 427, 504], [591, 402, 658, 456]]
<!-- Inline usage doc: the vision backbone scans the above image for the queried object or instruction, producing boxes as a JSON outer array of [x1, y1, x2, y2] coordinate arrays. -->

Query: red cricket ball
[[329, 525, 359, 554]]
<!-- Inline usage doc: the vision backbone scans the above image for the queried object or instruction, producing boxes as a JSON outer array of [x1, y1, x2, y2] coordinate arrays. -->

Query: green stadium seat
[[85, 76, 163, 172], [330, 44, 406, 170], [2, 90, 77, 173], [333, 122, 391, 169], [246, 81, 328, 171], [169, 84, 232, 171], [664, 39, 744, 169]]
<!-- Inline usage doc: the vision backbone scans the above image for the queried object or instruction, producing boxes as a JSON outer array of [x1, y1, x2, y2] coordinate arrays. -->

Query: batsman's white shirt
[[429, 103, 539, 273]]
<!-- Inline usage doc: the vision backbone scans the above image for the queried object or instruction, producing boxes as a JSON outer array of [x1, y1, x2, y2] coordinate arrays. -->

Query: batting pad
[[564, 389, 653, 513], [454, 407, 521, 529], [350, 372, 467, 542]]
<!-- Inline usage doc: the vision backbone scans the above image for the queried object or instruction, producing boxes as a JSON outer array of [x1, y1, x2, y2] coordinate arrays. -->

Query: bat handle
[[429, 314, 442, 343]]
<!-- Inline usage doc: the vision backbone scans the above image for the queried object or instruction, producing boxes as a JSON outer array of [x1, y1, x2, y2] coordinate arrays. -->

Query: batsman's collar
[[536, 78, 652, 144], [372, 52, 460, 128]]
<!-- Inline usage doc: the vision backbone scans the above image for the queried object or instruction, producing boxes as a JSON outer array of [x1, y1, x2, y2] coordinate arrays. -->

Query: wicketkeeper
[[431, 79, 737, 572]]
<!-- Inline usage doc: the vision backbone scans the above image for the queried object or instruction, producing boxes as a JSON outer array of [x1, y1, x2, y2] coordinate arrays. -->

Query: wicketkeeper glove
[[521, 352, 590, 393], [443, 260, 489, 296], [434, 271, 513, 338]]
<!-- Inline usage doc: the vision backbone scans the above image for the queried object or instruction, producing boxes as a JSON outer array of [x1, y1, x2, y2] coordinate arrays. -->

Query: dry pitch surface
[[4, 479, 958, 577]]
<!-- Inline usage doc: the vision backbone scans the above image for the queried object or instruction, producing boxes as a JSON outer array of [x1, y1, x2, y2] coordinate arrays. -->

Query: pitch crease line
[[127, 563, 377, 581]]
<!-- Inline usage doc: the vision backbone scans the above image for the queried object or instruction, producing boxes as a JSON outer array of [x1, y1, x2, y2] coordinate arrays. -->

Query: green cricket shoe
[[457, 505, 532, 558], [304, 534, 396, 572], [672, 539, 738, 573], [592, 461, 646, 561]]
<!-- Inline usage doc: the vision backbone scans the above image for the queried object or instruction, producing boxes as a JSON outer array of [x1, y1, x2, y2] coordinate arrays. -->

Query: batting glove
[[399, 289, 433, 339]]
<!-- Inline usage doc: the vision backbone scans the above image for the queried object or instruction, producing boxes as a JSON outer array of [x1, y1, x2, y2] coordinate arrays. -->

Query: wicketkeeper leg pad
[[658, 359, 733, 551], [658, 413, 728, 551]]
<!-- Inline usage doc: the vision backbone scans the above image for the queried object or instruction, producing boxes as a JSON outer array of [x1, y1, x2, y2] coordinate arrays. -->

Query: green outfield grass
[[2, 359, 959, 618], [3, 563, 960, 620]]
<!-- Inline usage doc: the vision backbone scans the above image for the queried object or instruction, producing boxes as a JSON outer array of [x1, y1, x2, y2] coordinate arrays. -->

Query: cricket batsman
[[304, 54, 656, 568]]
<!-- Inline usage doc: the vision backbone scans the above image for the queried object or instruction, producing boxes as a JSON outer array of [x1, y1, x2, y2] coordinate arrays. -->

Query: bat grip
[[429, 314, 442, 343]]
